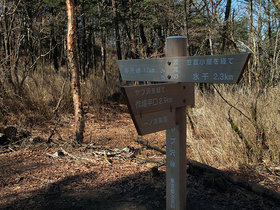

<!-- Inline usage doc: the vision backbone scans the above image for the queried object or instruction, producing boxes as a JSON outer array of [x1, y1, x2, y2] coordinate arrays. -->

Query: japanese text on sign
[[118, 53, 250, 83], [193, 72, 234, 81], [135, 97, 173, 109], [170, 177, 175, 209], [143, 116, 168, 127], [185, 57, 234, 66], [122, 57, 234, 76], [169, 127, 176, 168], [123, 66, 155, 75], [135, 86, 166, 96]]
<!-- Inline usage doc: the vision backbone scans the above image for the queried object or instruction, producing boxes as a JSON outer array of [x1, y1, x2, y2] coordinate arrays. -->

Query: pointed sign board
[[132, 109, 176, 135], [122, 83, 194, 135], [117, 53, 250, 83]]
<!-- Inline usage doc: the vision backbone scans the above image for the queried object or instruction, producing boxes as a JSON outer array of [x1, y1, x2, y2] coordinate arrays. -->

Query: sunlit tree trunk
[[66, 0, 85, 144]]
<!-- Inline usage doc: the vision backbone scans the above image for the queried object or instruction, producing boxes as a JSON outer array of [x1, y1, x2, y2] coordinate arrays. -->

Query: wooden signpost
[[118, 36, 250, 210]]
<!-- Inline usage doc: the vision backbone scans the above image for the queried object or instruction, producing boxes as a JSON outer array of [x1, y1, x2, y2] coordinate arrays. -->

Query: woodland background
[[0, 0, 280, 167]]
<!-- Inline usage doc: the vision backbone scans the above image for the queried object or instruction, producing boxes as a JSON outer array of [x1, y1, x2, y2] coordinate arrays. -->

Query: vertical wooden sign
[[166, 36, 188, 210]]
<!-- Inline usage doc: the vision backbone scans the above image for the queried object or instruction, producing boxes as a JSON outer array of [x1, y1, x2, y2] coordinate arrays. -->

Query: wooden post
[[166, 36, 187, 210]]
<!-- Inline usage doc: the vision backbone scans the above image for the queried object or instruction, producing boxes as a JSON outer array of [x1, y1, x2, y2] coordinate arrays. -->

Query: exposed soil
[[0, 104, 279, 209]]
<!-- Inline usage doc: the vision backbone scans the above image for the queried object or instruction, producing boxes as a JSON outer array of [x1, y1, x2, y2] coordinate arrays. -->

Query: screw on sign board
[[118, 36, 250, 210]]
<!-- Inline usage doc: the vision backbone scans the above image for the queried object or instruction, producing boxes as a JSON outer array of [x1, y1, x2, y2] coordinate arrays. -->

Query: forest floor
[[0, 103, 280, 210]]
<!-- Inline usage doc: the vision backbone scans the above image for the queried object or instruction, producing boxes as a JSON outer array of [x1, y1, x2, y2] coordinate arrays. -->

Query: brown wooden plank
[[122, 83, 194, 116], [118, 53, 250, 84], [131, 109, 176, 135]]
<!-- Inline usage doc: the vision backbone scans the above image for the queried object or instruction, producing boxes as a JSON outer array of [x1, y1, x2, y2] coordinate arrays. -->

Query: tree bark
[[98, 1, 107, 83], [221, 0, 231, 53], [184, 0, 192, 56], [248, 0, 253, 86], [139, 23, 152, 57], [3, 1, 16, 92], [129, 0, 137, 58], [112, 0, 122, 82], [66, 0, 85, 144], [101, 27, 107, 83], [112, 0, 122, 61], [51, 24, 59, 72], [80, 0, 89, 81]]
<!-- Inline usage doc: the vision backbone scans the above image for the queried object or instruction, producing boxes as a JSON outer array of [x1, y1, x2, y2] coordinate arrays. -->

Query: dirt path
[[0, 147, 279, 209], [0, 105, 279, 209]]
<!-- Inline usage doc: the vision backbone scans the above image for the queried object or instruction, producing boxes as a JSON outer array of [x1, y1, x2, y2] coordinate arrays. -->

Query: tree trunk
[[51, 25, 59, 72], [112, 0, 122, 61], [66, 0, 85, 144], [129, 0, 137, 57], [101, 27, 107, 83], [221, 0, 231, 53], [92, 29, 98, 76], [3, 1, 16, 93], [112, 0, 122, 82], [139, 23, 152, 57], [97, 1, 107, 83], [248, 0, 253, 86], [80, 0, 88, 81], [184, 0, 192, 56], [255, 1, 262, 88], [267, 0, 273, 59]]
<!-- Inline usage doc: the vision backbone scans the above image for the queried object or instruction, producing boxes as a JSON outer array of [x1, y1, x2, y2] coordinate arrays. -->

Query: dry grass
[[1, 64, 279, 169], [0, 70, 71, 127], [187, 84, 280, 168], [0, 65, 121, 127]]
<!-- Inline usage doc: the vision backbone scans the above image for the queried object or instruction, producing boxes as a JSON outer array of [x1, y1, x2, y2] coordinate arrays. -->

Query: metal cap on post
[[166, 36, 188, 210], [166, 36, 187, 57]]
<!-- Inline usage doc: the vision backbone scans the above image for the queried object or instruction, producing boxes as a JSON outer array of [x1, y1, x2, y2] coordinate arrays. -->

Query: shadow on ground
[[2, 162, 280, 210]]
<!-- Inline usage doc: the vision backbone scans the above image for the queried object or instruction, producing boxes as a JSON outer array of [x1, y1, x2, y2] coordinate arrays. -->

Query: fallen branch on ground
[[45, 146, 135, 163], [134, 157, 165, 167], [135, 138, 166, 154], [133, 138, 280, 203], [187, 159, 280, 204]]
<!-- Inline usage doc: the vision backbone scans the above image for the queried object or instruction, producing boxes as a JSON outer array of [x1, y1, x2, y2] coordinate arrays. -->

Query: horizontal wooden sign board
[[132, 109, 176, 135], [122, 83, 194, 116], [122, 83, 194, 135], [117, 53, 250, 84]]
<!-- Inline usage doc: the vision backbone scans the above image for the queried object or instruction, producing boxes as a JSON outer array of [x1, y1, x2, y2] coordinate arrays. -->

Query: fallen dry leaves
[[0, 104, 279, 209]]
